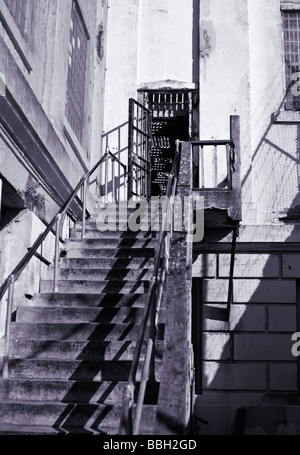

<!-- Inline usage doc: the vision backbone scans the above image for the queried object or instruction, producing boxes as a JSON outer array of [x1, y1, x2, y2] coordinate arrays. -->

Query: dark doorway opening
[[143, 90, 191, 196], [0, 176, 25, 230]]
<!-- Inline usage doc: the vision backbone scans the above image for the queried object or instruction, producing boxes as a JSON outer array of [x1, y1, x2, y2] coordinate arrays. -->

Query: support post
[[229, 115, 242, 221], [0, 177, 2, 223], [82, 177, 88, 238], [2, 274, 15, 378], [53, 214, 61, 293]]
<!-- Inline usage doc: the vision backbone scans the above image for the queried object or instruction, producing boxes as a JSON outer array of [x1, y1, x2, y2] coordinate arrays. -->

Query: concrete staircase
[[0, 204, 164, 434]]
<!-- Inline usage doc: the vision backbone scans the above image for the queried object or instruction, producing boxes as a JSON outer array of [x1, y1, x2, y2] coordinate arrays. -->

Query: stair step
[[6, 359, 162, 381], [59, 257, 155, 269], [65, 238, 157, 249], [0, 423, 154, 435], [10, 322, 165, 341], [58, 268, 153, 282], [0, 401, 157, 429], [64, 248, 155, 259], [0, 378, 160, 404], [10, 339, 164, 361], [71, 229, 156, 240], [0, 379, 127, 403], [0, 424, 64, 435], [40, 280, 149, 294], [25, 293, 148, 308], [16, 306, 147, 324]]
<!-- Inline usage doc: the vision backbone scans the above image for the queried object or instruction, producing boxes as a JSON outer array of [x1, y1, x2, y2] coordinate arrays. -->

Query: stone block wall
[[193, 251, 299, 394]]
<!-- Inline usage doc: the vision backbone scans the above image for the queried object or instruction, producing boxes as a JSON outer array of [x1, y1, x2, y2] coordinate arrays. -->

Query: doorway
[[143, 90, 192, 196]]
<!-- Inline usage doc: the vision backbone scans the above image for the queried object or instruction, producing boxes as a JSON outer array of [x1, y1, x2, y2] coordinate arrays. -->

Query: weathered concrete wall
[[103, 0, 196, 162], [193, 246, 300, 434], [154, 142, 193, 435], [199, 0, 300, 225], [0, 210, 56, 340], [199, 0, 252, 219], [0, 0, 106, 188], [138, 0, 194, 84], [248, 0, 300, 225]]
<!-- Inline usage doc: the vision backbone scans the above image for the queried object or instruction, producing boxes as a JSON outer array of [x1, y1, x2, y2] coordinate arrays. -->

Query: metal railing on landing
[[0, 146, 126, 379], [118, 139, 182, 436], [192, 140, 235, 190]]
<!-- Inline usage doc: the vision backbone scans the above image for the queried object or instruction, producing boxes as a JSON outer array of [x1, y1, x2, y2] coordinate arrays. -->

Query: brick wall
[[193, 251, 299, 394]]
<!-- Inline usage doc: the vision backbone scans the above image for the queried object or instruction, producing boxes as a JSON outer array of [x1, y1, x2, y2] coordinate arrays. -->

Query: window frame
[[65, 0, 90, 145], [282, 9, 300, 111]]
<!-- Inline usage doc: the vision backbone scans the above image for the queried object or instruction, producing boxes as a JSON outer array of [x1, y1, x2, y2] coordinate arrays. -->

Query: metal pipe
[[105, 146, 109, 201], [112, 160, 115, 202], [82, 177, 88, 239], [53, 214, 61, 293], [214, 144, 218, 187], [2, 274, 15, 378], [133, 327, 155, 435], [0, 177, 2, 223], [200, 146, 204, 188]]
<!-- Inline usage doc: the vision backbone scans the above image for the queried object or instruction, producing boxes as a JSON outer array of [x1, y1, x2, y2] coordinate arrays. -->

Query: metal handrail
[[0, 147, 126, 378], [118, 139, 181, 435]]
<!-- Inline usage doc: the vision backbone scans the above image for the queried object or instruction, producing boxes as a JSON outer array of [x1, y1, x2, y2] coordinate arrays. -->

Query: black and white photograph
[[0, 0, 300, 445]]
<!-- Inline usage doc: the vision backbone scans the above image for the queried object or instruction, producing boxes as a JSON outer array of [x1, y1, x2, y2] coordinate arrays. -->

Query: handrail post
[[148, 297, 157, 382], [53, 214, 61, 293], [82, 176, 88, 239], [112, 158, 115, 202], [2, 274, 15, 379], [105, 146, 109, 202], [119, 384, 134, 435]]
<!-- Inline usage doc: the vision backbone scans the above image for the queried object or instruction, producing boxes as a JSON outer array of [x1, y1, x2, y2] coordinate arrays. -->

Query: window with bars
[[283, 10, 300, 110], [65, 0, 89, 144], [4, 0, 27, 35]]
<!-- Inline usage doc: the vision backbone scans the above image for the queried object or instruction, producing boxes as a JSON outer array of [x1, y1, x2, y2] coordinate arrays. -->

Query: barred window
[[283, 11, 300, 110], [65, 0, 89, 143], [4, 0, 27, 35]]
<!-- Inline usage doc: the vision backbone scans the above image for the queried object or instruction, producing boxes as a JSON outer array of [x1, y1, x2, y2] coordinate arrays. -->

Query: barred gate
[[128, 98, 152, 200]]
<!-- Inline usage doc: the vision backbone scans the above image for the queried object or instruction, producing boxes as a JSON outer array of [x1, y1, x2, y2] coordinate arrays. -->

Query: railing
[[118, 139, 181, 435], [0, 147, 126, 378], [192, 140, 235, 190]]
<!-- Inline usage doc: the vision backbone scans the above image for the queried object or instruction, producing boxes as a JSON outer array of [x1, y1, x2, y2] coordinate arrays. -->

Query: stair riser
[[58, 269, 153, 282], [7, 360, 162, 381], [26, 293, 148, 308], [40, 280, 149, 294], [0, 380, 126, 404], [64, 249, 155, 259], [11, 323, 164, 341], [65, 239, 157, 249], [59, 257, 155, 270], [10, 340, 164, 361], [71, 230, 156, 240], [0, 403, 156, 428], [0, 380, 160, 404], [17, 307, 146, 324], [75, 221, 159, 232]]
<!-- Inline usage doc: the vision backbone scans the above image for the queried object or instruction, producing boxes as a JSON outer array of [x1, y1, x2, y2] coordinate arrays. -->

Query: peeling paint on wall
[[96, 23, 104, 61], [18, 175, 45, 218], [200, 20, 215, 59]]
